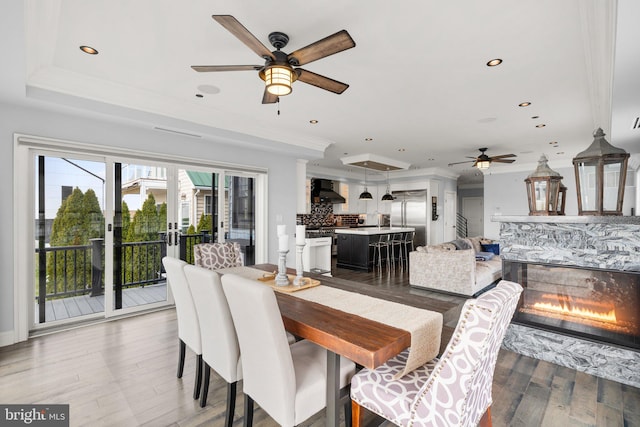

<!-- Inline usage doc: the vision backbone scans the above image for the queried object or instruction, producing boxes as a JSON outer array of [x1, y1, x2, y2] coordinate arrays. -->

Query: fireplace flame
[[532, 301, 617, 323]]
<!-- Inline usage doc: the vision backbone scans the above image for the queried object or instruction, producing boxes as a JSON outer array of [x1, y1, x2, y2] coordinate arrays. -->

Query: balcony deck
[[37, 283, 167, 322]]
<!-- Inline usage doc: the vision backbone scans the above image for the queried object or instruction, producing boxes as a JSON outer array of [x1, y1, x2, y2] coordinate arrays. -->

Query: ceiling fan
[[191, 15, 356, 104], [448, 148, 516, 170]]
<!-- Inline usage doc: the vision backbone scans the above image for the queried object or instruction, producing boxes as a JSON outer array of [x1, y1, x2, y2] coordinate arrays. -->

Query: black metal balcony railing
[[35, 232, 217, 304]]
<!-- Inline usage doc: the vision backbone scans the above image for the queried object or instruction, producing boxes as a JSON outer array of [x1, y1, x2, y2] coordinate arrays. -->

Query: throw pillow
[[475, 251, 495, 261], [467, 236, 483, 253], [450, 238, 473, 250], [481, 243, 500, 255]]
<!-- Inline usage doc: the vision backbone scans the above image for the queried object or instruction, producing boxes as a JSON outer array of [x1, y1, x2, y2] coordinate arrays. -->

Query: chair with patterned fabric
[[350, 280, 523, 427], [193, 242, 244, 270]]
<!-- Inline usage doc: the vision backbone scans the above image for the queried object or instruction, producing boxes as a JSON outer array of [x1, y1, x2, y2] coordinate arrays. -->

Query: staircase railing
[[456, 213, 468, 238]]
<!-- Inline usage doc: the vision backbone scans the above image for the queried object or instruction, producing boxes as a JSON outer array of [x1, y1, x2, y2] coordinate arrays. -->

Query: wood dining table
[[248, 264, 448, 427]]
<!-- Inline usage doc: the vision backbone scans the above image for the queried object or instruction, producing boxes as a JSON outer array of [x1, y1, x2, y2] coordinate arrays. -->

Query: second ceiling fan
[[192, 15, 356, 104], [448, 148, 516, 170]]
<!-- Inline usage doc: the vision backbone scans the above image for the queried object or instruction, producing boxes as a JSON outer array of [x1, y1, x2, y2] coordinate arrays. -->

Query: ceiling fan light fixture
[[476, 160, 491, 170], [265, 66, 293, 96]]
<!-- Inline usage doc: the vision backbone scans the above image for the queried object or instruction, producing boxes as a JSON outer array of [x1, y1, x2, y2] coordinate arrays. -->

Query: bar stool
[[390, 233, 404, 269], [401, 231, 415, 267], [369, 234, 391, 273]]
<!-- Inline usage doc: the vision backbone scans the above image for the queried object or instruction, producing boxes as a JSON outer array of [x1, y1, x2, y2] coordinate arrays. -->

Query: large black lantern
[[572, 128, 629, 215]]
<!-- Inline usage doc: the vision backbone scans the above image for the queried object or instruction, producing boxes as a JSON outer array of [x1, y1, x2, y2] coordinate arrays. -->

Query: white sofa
[[409, 237, 502, 297]]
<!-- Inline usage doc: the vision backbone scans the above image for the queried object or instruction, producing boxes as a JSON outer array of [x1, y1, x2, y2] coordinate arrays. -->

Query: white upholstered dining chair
[[221, 273, 356, 427], [350, 280, 523, 427], [161, 257, 203, 400], [193, 242, 244, 270], [184, 265, 242, 426]]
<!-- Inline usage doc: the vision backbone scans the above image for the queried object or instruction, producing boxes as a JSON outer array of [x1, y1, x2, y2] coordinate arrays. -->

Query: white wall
[[0, 102, 300, 342]]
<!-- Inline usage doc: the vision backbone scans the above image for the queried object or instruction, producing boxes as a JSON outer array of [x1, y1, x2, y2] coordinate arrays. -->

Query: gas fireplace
[[504, 260, 640, 350]]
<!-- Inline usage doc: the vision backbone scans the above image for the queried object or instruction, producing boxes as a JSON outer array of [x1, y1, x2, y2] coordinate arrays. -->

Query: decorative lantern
[[525, 155, 565, 216], [572, 128, 629, 216], [556, 182, 567, 215]]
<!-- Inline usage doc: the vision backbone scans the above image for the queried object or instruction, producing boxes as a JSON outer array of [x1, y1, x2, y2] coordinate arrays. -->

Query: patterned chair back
[[411, 280, 522, 426], [193, 242, 244, 270]]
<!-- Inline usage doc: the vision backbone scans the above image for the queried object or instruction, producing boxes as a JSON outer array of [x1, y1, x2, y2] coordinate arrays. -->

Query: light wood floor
[[2, 263, 639, 427]]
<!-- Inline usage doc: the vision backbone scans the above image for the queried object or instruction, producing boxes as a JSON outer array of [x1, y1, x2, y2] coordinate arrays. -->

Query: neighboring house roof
[[185, 171, 229, 189], [186, 171, 213, 188]]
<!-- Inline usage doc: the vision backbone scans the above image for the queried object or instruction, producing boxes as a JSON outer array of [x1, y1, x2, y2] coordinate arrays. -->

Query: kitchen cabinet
[[336, 233, 372, 270], [335, 227, 415, 271]]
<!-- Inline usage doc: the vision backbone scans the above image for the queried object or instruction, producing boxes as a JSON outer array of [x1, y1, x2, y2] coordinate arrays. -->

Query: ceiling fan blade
[[191, 65, 263, 72], [288, 30, 355, 66], [447, 160, 475, 166], [489, 154, 516, 160], [491, 158, 516, 163], [262, 88, 278, 104], [212, 15, 275, 60], [296, 69, 349, 94]]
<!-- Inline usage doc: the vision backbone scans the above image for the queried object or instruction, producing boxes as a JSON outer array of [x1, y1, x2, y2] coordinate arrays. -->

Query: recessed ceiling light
[[531, 116, 540, 119], [79, 45, 98, 55], [427, 158, 435, 161], [557, 152, 564, 155], [364, 137, 373, 141], [486, 58, 502, 67], [398, 148, 406, 152], [309, 120, 318, 124], [548, 141, 557, 144], [195, 94, 203, 98], [518, 102, 531, 107], [536, 124, 546, 128]]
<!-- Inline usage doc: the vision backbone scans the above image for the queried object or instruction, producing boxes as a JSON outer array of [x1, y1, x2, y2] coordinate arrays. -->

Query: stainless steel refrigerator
[[391, 190, 428, 248]]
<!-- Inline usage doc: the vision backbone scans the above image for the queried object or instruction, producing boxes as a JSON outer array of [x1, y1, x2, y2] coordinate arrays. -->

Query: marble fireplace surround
[[493, 215, 640, 388]]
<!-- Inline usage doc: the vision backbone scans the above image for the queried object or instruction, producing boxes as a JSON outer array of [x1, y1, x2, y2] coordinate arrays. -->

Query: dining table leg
[[326, 350, 340, 427]]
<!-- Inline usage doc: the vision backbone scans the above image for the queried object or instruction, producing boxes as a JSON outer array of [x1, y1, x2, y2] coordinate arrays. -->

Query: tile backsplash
[[297, 203, 360, 227]]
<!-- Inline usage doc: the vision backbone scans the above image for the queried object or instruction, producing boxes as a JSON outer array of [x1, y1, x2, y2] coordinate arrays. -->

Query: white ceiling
[[5, 0, 640, 184]]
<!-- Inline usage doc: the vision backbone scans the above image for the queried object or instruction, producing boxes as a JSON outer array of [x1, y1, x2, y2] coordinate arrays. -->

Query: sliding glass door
[[21, 138, 265, 336], [175, 169, 256, 265], [32, 155, 174, 326], [34, 155, 107, 323]]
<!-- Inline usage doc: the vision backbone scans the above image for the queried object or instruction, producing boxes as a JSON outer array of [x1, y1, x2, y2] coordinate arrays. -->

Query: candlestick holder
[[293, 243, 306, 286], [275, 249, 290, 286]]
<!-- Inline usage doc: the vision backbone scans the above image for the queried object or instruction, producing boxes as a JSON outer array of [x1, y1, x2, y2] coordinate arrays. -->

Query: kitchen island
[[335, 227, 415, 271]]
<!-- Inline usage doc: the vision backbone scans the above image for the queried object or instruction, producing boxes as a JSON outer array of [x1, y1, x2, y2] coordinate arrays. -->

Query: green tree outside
[[124, 195, 166, 284], [47, 187, 104, 295]]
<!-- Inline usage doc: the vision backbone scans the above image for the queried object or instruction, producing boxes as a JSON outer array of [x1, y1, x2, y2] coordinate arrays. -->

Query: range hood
[[311, 178, 346, 204]]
